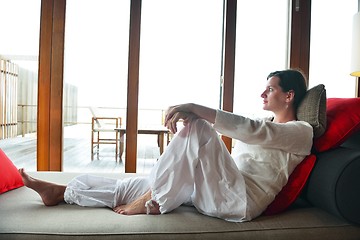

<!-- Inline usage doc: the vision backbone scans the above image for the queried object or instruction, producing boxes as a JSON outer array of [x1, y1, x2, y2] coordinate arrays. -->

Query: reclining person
[[20, 69, 313, 222]]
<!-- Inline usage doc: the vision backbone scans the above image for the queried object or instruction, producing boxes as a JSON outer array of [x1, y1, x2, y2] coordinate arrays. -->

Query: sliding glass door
[[0, 0, 41, 171], [309, 0, 358, 97], [233, 0, 289, 118], [138, 0, 223, 171], [63, 0, 130, 172]]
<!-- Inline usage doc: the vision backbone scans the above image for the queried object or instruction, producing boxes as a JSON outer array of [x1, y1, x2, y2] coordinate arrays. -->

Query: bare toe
[[113, 206, 125, 214]]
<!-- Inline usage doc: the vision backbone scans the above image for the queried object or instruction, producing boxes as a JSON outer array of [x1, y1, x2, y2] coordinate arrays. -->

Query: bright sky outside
[[0, 0, 358, 117]]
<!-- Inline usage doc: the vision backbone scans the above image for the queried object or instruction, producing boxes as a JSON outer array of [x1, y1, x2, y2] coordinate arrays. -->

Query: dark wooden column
[[37, 0, 66, 171], [125, 0, 142, 173], [289, 0, 311, 83], [221, 0, 237, 152]]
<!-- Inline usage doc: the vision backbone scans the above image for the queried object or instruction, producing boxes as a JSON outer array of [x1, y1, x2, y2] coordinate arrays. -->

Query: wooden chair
[[91, 117, 122, 160]]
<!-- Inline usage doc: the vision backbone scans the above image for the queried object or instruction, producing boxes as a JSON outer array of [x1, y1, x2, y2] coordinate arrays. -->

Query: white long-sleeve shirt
[[213, 110, 313, 218]]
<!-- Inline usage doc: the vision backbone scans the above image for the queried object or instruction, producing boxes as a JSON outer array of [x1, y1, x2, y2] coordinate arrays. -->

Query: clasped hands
[[164, 104, 197, 134]]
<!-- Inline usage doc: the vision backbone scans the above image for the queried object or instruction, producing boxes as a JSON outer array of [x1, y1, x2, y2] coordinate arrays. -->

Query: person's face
[[261, 76, 290, 112]]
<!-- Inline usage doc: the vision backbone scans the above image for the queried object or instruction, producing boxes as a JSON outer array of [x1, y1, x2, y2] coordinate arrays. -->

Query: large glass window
[[0, 0, 40, 171], [233, 1, 289, 117], [309, 1, 358, 97], [63, 0, 130, 172], [139, 0, 223, 166]]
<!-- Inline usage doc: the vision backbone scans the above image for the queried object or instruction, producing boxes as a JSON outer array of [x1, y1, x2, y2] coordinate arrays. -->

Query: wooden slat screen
[[0, 59, 18, 139]]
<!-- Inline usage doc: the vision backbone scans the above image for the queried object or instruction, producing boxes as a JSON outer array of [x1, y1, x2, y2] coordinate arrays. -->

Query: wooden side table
[[115, 127, 170, 159]]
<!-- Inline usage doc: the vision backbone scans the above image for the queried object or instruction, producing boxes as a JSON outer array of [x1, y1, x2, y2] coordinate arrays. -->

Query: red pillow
[[0, 149, 24, 194], [314, 98, 360, 153], [263, 154, 317, 215]]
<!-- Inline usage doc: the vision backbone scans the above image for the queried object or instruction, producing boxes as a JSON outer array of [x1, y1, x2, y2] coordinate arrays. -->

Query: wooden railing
[[16, 105, 166, 137]]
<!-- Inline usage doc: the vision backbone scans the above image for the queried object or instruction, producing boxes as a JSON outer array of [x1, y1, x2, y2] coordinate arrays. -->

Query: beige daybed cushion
[[0, 172, 359, 240]]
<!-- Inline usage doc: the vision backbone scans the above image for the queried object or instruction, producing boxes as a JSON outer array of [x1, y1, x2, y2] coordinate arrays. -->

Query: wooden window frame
[[37, 0, 312, 172], [37, 0, 66, 171], [125, 0, 142, 173], [289, 0, 311, 84], [221, 0, 237, 152]]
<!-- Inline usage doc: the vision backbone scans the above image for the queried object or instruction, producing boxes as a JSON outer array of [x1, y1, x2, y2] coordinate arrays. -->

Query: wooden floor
[[0, 124, 161, 174]]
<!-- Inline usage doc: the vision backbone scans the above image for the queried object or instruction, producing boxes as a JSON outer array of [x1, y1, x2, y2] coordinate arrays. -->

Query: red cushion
[[314, 98, 360, 152], [0, 149, 24, 194], [263, 154, 317, 215]]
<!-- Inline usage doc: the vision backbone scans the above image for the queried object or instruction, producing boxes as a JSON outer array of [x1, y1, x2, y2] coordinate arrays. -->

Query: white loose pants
[[150, 119, 247, 222], [64, 175, 149, 208], [64, 119, 248, 222]]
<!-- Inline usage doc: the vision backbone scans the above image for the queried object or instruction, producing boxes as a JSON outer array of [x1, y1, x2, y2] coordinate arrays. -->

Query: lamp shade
[[351, 12, 360, 77]]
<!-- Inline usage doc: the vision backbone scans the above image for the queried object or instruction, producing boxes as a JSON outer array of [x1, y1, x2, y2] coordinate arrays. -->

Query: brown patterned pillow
[[297, 84, 327, 138]]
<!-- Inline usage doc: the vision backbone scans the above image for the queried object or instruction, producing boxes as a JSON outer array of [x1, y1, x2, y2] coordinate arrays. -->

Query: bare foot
[[18, 168, 66, 206], [113, 190, 160, 215]]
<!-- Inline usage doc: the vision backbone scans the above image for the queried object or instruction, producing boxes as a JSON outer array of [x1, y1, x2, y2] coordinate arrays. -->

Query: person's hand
[[164, 103, 215, 133], [164, 104, 196, 133]]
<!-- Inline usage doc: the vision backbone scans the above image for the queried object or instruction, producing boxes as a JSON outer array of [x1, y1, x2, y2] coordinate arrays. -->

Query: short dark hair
[[267, 69, 308, 109]]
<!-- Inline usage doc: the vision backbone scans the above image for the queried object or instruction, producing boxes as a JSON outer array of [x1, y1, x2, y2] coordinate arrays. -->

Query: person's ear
[[285, 90, 295, 103]]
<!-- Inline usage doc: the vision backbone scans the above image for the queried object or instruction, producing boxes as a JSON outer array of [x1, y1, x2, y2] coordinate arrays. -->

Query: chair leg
[[119, 141, 124, 160], [115, 131, 119, 162], [91, 132, 94, 161], [96, 132, 100, 159], [120, 131, 125, 161]]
